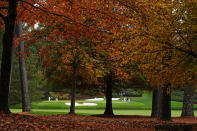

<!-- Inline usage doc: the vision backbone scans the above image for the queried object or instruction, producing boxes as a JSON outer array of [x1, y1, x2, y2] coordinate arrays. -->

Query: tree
[[104, 71, 114, 115], [0, 0, 54, 113], [116, 0, 197, 121], [9, 44, 45, 106], [151, 87, 160, 118], [157, 85, 171, 121], [69, 53, 78, 114], [40, 37, 99, 115], [16, 22, 31, 112], [0, 0, 18, 113], [181, 85, 195, 117], [21, 0, 122, 115]]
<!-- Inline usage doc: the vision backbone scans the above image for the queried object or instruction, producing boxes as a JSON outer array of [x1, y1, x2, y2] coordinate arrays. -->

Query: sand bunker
[[85, 98, 104, 101], [86, 98, 120, 101], [65, 102, 97, 106]]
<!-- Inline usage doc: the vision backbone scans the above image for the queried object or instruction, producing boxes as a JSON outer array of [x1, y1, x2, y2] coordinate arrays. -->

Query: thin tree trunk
[[69, 60, 77, 115], [151, 87, 159, 117], [181, 86, 195, 117], [0, 0, 18, 114], [158, 85, 171, 121], [17, 22, 32, 112], [7, 25, 17, 106], [104, 72, 114, 116]]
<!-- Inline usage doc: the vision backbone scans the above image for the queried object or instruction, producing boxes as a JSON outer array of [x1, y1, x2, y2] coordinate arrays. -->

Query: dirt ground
[[0, 113, 197, 130]]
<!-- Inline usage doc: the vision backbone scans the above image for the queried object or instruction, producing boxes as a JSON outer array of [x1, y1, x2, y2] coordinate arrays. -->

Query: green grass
[[10, 109, 197, 117], [10, 92, 197, 117]]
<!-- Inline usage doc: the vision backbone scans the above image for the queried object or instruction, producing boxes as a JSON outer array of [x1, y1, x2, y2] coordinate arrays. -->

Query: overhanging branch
[[164, 41, 197, 58], [20, 0, 85, 26], [143, 33, 197, 59]]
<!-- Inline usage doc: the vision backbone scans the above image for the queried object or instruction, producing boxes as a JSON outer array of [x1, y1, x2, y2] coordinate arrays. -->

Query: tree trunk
[[69, 60, 77, 115], [104, 72, 114, 116], [0, 0, 18, 114], [151, 87, 160, 117], [17, 22, 32, 112], [181, 86, 195, 117], [158, 85, 171, 121]]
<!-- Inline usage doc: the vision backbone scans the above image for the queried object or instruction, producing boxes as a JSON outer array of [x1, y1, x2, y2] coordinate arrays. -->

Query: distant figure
[[48, 97, 51, 101], [128, 98, 130, 102], [56, 98, 58, 101], [123, 97, 126, 102]]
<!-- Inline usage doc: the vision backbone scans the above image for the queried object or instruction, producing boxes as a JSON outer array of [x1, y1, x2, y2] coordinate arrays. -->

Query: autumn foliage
[[0, 0, 197, 123]]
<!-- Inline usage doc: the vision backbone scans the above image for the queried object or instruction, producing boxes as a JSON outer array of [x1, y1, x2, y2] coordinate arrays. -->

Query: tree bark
[[17, 22, 32, 112], [158, 85, 171, 121], [181, 85, 195, 117], [151, 87, 160, 117], [69, 60, 77, 115], [0, 0, 18, 114], [104, 72, 114, 116]]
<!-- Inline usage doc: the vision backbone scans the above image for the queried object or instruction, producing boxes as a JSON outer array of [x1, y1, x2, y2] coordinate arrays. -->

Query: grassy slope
[[10, 92, 197, 116]]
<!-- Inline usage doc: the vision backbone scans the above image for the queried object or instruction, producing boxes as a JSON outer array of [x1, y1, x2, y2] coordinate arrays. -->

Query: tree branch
[[175, 29, 193, 52], [20, 0, 85, 26], [164, 41, 197, 58], [143, 32, 197, 59]]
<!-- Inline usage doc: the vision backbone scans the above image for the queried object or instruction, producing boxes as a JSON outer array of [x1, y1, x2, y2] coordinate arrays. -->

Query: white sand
[[112, 98, 120, 100], [86, 98, 120, 101], [65, 102, 97, 106], [85, 98, 104, 101]]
